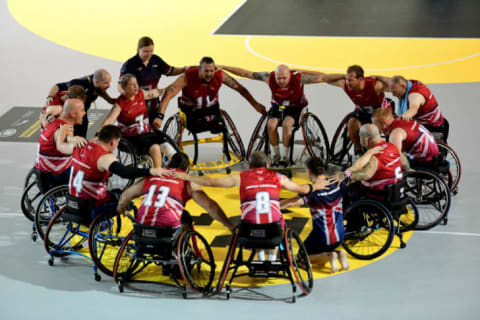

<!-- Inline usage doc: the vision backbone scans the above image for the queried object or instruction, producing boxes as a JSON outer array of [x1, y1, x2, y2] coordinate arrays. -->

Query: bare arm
[[351, 157, 378, 181], [54, 125, 78, 155], [374, 78, 390, 93], [400, 93, 425, 120], [47, 85, 60, 104], [222, 71, 267, 114], [173, 171, 240, 188], [99, 104, 121, 128], [221, 65, 265, 82], [373, 75, 392, 87], [117, 180, 144, 214], [169, 66, 187, 76], [100, 91, 117, 105], [280, 196, 304, 209], [142, 88, 165, 100], [389, 128, 407, 154], [281, 177, 313, 194], [400, 153, 411, 171], [348, 145, 384, 171], [153, 75, 186, 129]]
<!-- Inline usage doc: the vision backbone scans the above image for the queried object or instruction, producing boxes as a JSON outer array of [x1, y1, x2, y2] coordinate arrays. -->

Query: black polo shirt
[[56, 74, 99, 111], [120, 54, 173, 90]]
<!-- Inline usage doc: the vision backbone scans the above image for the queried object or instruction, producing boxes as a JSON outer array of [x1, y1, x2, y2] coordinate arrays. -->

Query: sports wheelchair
[[41, 188, 129, 280], [216, 222, 313, 303], [163, 106, 244, 174], [342, 181, 419, 260], [113, 214, 215, 298], [436, 141, 461, 195], [247, 108, 329, 169], [329, 111, 357, 169]]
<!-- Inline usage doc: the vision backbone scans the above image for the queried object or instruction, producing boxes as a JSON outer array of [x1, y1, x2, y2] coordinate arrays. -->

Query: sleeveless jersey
[[268, 71, 308, 108], [361, 141, 403, 190], [116, 90, 152, 136], [239, 167, 284, 224], [390, 119, 440, 162], [69, 141, 110, 201], [136, 170, 192, 227], [35, 118, 72, 175], [409, 80, 444, 127], [344, 77, 389, 113], [179, 67, 222, 108]]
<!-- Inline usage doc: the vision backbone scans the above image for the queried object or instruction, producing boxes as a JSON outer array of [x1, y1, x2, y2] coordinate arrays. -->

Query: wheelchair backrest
[[133, 224, 176, 257], [64, 194, 95, 226], [237, 222, 283, 249]]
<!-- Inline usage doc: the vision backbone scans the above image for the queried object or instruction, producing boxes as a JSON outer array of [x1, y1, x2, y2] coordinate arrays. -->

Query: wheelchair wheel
[[21, 179, 43, 221], [24, 167, 35, 189], [397, 198, 419, 232], [113, 230, 144, 282], [302, 112, 330, 164], [43, 207, 88, 257], [342, 200, 395, 260], [246, 114, 270, 160], [221, 110, 246, 160], [177, 230, 215, 293], [285, 228, 313, 295], [216, 229, 239, 294], [404, 170, 450, 230], [110, 138, 138, 191], [330, 112, 354, 168], [437, 142, 462, 194], [88, 213, 123, 277], [163, 113, 183, 146], [34, 185, 69, 243]]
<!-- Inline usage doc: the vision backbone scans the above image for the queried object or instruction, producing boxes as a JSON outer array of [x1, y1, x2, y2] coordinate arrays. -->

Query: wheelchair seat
[[64, 195, 96, 226], [384, 181, 409, 218], [132, 224, 177, 257], [237, 222, 283, 249]]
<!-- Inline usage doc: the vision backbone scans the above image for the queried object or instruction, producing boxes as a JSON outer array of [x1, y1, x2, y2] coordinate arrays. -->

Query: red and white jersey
[[269, 71, 308, 108], [390, 118, 440, 162], [68, 141, 110, 201], [41, 91, 67, 114], [239, 167, 285, 224], [136, 170, 192, 228], [344, 77, 391, 113], [362, 141, 403, 191], [409, 80, 444, 127], [35, 118, 72, 175], [116, 90, 152, 136], [179, 67, 222, 108]]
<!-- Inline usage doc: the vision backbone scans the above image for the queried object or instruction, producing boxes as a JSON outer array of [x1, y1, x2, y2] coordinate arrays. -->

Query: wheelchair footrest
[[249, 261, 283, 276], [161, 259, 181, 278]]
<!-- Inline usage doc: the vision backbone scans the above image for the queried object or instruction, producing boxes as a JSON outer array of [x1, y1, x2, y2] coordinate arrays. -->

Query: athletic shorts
[[268, 104, 305, 127]]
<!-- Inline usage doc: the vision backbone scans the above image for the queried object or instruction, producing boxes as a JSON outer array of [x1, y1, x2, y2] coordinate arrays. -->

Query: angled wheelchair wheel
[[397, 198, 419, 232], [342, 200, 395, 260], [21, 179, 43, 221], [109, 139, 138, 191], [24, 167, 36, 189], [285, 228, 313, 295], [35, 185, 69, 243], [113, 230, 144, 282], [404, 170, 450, 230], [177, 230, 215, 294], [221, 110, 246, 160], [246, 114, 270, 160], [330, 112, 354, 168], [163, 113, 183, 147], [437, 142, 462, 194], [88, 213, 124, 277], [302, 112, 330, 164], [216, 229, 239, 294]]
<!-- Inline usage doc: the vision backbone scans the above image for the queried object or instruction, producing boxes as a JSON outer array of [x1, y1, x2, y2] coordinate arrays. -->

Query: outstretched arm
[[221, 65, 269, 83], [332, 157, 378, 183], [143, 88, 166, 100], [173, 171, 240, 188], [117, 181, 144, 214], [222, 71, 267, 114], [400, 92, 425, 120], [153, 75, 187, 129], [280, 196, 304, 209], [296, 70, 345, 87], [348, 145, 384, 171], [99, 104, 121, 128]]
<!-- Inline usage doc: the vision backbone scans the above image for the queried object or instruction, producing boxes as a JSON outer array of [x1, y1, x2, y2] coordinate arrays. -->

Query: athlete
[[120, 36, 187, 122], [280, 157, 349, 274], [375, 75, 448, 141], [47, 69, 116, 137], [221, 64, 327, 166], [296, 65, 392, 154], [117, 152, 235, 231], [372, 107, 440, 167], [99, 73, 175, 168], [40, 85, 87, 129]]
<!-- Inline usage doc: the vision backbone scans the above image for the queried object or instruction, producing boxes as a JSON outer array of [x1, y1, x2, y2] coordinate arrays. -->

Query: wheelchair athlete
[[100, 73, 176, 168], [40, 85, 87, 129]]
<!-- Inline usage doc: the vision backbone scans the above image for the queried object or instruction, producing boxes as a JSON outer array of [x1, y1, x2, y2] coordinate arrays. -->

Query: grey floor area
[[1, 0, 480, 319]]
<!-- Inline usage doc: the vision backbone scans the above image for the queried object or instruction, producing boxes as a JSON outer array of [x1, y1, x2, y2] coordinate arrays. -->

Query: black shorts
[[34, 167, 70, 194], [423, 118, 449, 143], [268, 104, 305, 127], [124, 131, 167, 156], [352, 110, 373, 125], [179, 103, 225, 134], [303, 231, 342, 254]]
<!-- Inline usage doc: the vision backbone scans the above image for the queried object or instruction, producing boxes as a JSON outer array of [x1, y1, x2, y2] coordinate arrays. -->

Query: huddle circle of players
[[32, 36, 453, 292]]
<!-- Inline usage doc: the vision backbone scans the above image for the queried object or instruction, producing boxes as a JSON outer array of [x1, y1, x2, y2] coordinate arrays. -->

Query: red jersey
[[116, 90, 152, 136], [268, 71, 308, 108], [409, 80, 444, 127], [136, 170, 192, 228], [361, 141, 403, 191], [35, 118, 72, 175], [390, 119, 440, 162], [344, 77, 390, 113], [179, 67, 222, 108], [69, 141, 110, 201], [239, 168, 284, 224], [41, 91, 67, 114]]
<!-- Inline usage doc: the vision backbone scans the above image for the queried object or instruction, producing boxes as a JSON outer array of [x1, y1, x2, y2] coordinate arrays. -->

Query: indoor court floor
[[1, 0, 480, 319]]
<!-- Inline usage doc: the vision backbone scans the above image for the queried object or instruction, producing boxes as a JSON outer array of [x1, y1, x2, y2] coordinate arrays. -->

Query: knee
[[267, 119, 278, 132], [347, 118, 360, 132], [149, 144, 161, 155]]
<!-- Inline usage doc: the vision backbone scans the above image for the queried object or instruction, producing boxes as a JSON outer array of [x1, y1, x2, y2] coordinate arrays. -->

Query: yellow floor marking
[[8, 0, 480, 83], [19, 120, 40, 138]]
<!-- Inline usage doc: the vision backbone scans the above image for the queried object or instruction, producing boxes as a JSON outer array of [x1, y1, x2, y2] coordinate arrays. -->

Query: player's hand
[[366, 145, 385, 156], [254, 102, 267, 115], [152, 118, 163, 130], [400, 111, 414, 121], [172, 171, 188, 180], [312, 175, 329, 191], [72, 136, 88, 148], [329, 171, 346, 186], [150, 167, 172, 177]]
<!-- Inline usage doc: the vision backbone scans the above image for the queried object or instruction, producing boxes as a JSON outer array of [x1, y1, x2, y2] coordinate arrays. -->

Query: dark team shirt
[[57, 74, 98, 111]]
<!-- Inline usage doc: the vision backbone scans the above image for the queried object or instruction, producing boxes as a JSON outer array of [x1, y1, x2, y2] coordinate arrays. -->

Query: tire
[[342, 200, 395, 260], [221, 109, 246, 160], [284, 228, 313, 295], [177, 230, 216, 293], [163, 114, 183, 147], [216, 230, 239, 294], [437, 142, 462, 193], [246, 114, 270, 160], [35, 185, 69, 243], [88, 213, 124, 277], [302, 112, 330, 164], [113, 231, 137, 282], [109, 139, 137, 191], [330, 112, 354, 168], [21, 181, 42, 221], [404, 170, 451, 230], [397, 198, 419, 232], [24, 167, 36, 190]]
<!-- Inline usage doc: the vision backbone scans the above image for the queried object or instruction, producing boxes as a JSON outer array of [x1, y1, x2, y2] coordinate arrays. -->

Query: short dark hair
[[200, 56, 215, 66], [167, 153, 190, 171], [99, 125, 122, 143], [67, 85, 86, 101], [138, 36, 154, 50], [249, 151, 267, 168], [347, 65, 364, 78], [305, 157, 325, 176]]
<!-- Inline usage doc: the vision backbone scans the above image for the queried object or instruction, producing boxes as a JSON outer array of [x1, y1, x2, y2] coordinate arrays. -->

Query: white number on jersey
[[394, 166, 403, 180], [256, 191, 271, 214], [72, 170, 85, 192], [135, 114, 145, 133], [144, 185, 171, 208]]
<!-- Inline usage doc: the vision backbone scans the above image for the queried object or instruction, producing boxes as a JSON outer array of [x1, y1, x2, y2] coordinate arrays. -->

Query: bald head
[[93, 69, 111, 91], [359, 124, 382, 148], [390, 75, 408, 98], [249, 150, 268, 168], [274, 64, 291, 88], [62, 99, 85, 125]]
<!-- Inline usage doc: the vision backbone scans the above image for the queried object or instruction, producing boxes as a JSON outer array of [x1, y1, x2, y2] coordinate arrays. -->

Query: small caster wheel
[[198, 171, 204, 176], [453, 188, 458, 196], [442, 218, 448, 225], [31, 233, 37, 242], [48, 258, 54, 266], [118, 282, 124, 293], [226, 167, 231, 174], [226, 284, 231, 300], [182, 292, 187, 299], [94, 273, 101, 282], [292, 295, 296, 303], [400, 242, 407, 249], [292, 285, 296, 303]]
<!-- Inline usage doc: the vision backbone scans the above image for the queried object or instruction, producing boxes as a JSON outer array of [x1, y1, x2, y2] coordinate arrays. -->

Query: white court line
[[0, 213, 23, 217], [210, 0, 247, 35], [420, 230, 480, 237], [244, 36, 480, 72]]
